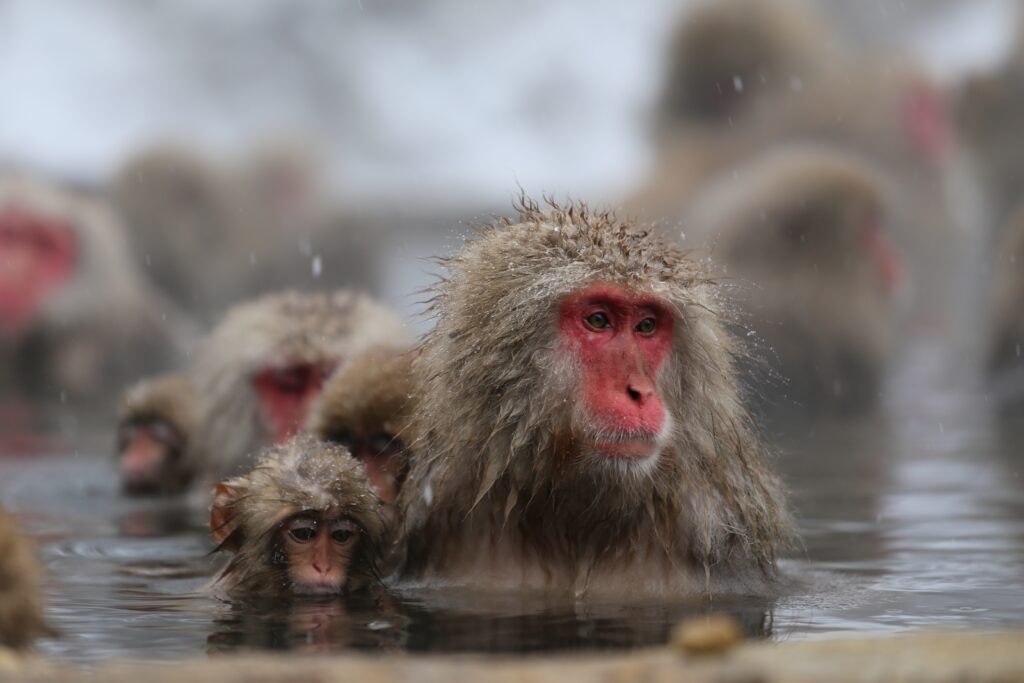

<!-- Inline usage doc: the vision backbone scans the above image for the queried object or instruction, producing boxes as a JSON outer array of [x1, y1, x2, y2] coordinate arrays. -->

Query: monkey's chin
[[590, 438, 659, 460]]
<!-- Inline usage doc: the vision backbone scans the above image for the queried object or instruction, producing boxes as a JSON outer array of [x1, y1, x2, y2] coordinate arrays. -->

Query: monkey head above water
[[307, 347, 415, 506], [399, 198, 792, 598], [188, 290, 409, 485], [116, 373, 196, 496], [209, 434, 389, 599]]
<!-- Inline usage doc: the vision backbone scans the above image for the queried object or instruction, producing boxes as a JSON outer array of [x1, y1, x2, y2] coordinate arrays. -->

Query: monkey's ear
[[210, 483, 243, 551]]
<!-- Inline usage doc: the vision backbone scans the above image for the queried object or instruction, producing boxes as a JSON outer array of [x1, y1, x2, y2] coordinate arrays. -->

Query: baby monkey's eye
[[329, 520, 358, 544], [584, 312, 611, 330], [285, 518, 318, 543]]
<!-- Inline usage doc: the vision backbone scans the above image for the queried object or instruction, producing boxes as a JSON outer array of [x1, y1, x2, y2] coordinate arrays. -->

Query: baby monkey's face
[[279, 514, 361, 595]]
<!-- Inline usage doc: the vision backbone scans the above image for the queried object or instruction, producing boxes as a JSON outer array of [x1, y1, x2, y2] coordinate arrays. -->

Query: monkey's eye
[[286, 519, 318, 543], [584, 312, 612, 330], [368, 433, 394, 455], [635, 318, 657, 335], [329, 520, 359, 545]]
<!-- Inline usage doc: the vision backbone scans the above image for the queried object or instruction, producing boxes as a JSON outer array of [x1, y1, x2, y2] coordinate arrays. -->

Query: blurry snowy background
[[0, 0, 1015, 204]]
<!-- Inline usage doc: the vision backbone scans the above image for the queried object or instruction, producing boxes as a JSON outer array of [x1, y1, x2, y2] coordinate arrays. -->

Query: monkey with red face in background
[[307, 348, 415, 508], [115, 290, 409, 495], [0, 172, 192, 417], [685, 146, 903, 416], [398, 199, 791, 598], [209, 433, 389, 599], [116, 373, 196, 495], [0, 507, 50, 649]]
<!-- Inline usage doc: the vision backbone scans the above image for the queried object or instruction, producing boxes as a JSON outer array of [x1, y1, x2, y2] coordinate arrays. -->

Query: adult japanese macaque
[[110, 145, 253, 315], [116, 373, 196, 495], [307, 348, 415, 506], [209, 433, 389, 598], [0, 507, 50, 649], [686, 146, 902, 416], [0, 172, 191, 410], [187, 290, 409, 487], [398, 199, 791, 598]]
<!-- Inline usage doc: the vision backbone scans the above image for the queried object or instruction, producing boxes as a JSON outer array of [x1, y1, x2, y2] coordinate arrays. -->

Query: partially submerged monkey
[[307, 348, 415, 506], [116, 373, 196, 495], [115, 290, 408, 494], [686, 146, 902, 415], [0, 508, 50, 649], [209, 434, 389, 599], [398, 198, 791, 598]]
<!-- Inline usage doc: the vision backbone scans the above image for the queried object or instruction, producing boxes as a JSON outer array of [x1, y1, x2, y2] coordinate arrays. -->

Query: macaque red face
[[0, 207, 76, 337], [279, 515, 361, 595], [558, 284, 674, 464], [117, 419, 185, 495], [253, 362, 336, 443]]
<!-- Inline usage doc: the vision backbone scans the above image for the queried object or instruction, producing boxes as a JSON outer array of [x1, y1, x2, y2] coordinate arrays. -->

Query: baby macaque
[[116, 373, 196, 495], [398, 198, 791, 597], [209, 433, 388, 598], [686, 146, 901, 415], [0, 172, 191, 411], [0, 508, 50, 649], [307, 348, 415, 505], [115, 290, 408, 495]]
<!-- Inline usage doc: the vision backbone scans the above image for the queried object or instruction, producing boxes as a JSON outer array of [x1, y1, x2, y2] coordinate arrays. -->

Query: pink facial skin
[[559, 284, 673, 460]]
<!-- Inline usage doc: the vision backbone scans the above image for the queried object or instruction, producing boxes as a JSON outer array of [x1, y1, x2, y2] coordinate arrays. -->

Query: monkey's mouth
[[587, 431, 660, 460], [291, 579, 345, 596]]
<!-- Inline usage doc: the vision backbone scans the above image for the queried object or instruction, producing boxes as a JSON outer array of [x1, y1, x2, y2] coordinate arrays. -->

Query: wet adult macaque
[[0, 508, 50, 649], [209, 434, 388, 598], [116, 374, 196, 495], [399, 199, 791, 597], [187, 290, 409, 487], [307, 349, 415, 505], [0, 173, 191, 408], [688, 146, 901, 415]]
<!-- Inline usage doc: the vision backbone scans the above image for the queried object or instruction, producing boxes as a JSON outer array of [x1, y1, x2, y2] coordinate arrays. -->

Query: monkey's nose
[[626, 376, 655, 405]]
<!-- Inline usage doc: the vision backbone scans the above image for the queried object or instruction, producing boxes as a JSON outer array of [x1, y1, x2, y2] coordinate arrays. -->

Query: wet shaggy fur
[[0, 508, 50, 649], [209, 434, 388, 599], [398, 198, 791, 598], [686, 146, 896, 415], [308, 348, 416, 455], [186, 290, 409, 484]]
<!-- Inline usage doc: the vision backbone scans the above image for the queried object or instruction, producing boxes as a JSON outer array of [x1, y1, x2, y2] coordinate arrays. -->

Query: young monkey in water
[[209, 433, 389, 599]]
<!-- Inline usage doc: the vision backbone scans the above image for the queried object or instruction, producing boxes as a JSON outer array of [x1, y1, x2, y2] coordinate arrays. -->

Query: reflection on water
[[1, 343, 1022, 661]]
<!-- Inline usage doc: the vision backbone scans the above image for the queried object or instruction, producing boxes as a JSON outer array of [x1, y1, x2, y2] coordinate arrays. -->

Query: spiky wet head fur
[[400, 198, 790, 596], [210, 433, 387, 599], [188, 290, 408, 482]]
